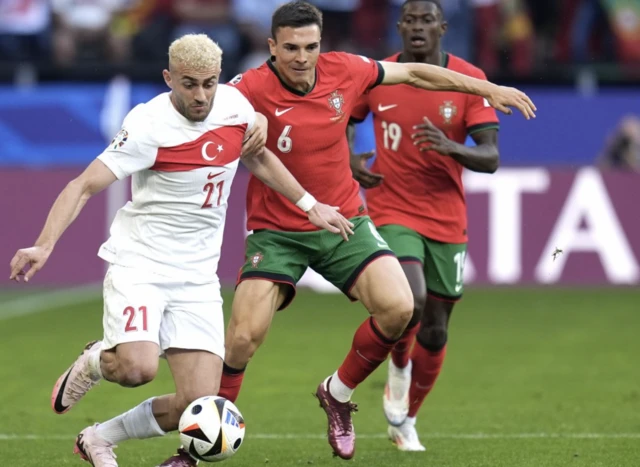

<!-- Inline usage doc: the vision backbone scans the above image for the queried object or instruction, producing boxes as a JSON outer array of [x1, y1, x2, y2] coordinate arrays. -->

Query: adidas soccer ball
[[179, 396, 245, 462]]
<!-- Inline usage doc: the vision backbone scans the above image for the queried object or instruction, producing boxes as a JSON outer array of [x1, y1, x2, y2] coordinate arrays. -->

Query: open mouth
[[410, 36, 426, 47]]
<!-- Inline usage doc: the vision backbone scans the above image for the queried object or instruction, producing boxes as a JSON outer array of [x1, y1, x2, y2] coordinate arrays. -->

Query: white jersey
[[97, 85, 255, 283]]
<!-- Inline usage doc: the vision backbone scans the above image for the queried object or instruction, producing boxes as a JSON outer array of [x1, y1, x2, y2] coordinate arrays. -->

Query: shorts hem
[[344, 250, 396, 300], [427, 289, 462, 303], [237, 271, 297, 310]]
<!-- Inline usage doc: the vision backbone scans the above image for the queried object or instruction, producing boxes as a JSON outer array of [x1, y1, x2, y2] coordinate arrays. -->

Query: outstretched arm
[[9, 159, 118, 281], [240, 148, 355, 240], [379, 61, 536, 119]]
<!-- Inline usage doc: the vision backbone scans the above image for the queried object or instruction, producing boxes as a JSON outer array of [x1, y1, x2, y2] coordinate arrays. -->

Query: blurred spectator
[[122, 0, 173, 62], [472, 0, 534, 76], [601, 0, 640, 65], [171, 0, 240, 79], [310, 0, 360, 52], [231, 0, 285, 74], [51, 0, 132, 65], [599, 115, 640, 171], [0, 0, 51, 62]]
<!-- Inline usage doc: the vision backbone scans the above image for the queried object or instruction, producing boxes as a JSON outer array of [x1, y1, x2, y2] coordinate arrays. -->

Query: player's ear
[[162, 69, 173, 89], [440, 20, 448, 37], [267, 37, 277, 57]]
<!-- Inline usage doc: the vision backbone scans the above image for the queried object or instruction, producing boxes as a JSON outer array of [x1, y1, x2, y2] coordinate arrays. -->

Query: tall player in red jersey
[[221, 1, 534, 460], [349, 0, 500, 451]]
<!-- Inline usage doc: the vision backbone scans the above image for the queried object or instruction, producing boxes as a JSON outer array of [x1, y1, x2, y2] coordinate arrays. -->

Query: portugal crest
[[328, 90, 345, 117], [250, 252, 263, 268], [439, 101, 458, 124]]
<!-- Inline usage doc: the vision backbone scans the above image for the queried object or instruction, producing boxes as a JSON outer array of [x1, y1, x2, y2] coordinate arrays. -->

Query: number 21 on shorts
[[123, 306, 148, 332]]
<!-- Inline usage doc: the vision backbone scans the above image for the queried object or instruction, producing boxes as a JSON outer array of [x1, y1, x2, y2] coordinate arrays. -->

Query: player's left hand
[[412, 118, 457, 155], [485, 85, 537, 120], [350, 151, 384, 188], [242, 112, 268, 156]]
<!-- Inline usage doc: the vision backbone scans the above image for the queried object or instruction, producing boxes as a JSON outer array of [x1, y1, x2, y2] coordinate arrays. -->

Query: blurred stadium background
[[1, 1, 639, 466]]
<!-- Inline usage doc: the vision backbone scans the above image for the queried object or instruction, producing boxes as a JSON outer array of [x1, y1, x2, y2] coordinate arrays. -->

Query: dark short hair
[[271, 1, 323, 39], [401, 0, 443, 16]]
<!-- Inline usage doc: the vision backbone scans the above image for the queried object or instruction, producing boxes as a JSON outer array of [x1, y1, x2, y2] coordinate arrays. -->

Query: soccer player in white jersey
[[9, 34, 353, 467]]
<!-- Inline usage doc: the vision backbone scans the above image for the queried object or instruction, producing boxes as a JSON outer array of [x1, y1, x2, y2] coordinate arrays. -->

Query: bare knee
[[371, 293, 413, 339], [102, 346, 159, 387], [117, 358, 158, 387]]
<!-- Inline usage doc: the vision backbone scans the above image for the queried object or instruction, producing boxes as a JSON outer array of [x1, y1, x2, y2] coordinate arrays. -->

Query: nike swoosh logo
[[207, 171, 225, 180], [275, 107, 294, 116], [378, 104, 397, 112], [53, 367, 73, 413]]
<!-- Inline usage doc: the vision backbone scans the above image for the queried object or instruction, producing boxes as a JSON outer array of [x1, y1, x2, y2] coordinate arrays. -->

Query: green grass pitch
[[0, 287, 639, 466]]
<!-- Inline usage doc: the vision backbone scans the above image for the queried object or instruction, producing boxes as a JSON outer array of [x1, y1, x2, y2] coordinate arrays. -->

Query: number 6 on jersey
[[278, 125, 293, 153]]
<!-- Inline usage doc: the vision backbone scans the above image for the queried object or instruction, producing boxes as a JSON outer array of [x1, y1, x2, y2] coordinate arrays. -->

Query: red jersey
[[351, 53, 499, 244], [230, 52, 384, 232]]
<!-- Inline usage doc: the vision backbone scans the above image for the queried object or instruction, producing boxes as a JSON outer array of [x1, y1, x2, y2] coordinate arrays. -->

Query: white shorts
[[102, 264, 225, 359]]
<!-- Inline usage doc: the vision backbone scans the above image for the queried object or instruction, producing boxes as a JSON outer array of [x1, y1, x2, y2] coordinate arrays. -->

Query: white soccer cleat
[[74, 424, 118, 467], [51, 340, 102, 414], [388, 419, 426, 452], [383, 360, 411, 426]]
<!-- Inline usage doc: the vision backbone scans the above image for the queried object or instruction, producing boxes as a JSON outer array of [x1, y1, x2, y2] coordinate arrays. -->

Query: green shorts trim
[[237, 216, 395, 309], [376, 224, 468, 301]]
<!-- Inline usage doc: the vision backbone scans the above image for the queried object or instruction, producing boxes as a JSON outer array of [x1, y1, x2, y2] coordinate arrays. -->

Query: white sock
[[87, 344, 103, 381], [389, 359, 412, 376], [96, 398, 165, 444], [404, 416, 417, 426], [328, 372, 353, 403]]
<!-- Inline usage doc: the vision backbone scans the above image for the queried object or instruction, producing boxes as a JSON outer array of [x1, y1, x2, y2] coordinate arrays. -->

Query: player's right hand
[[9, 246, 52, 282], [485, 85, 537, 120], [307, 204, 355, 241], [350, 151, 384, 189]]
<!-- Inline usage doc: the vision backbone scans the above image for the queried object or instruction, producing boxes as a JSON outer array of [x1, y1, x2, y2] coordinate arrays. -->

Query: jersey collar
[[267, 57, 318, 97]]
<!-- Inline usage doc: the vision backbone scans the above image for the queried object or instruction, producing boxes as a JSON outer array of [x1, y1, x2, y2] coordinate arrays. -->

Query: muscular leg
[[315, 256, 413, 459], [330, 256, 413, 399], [407, 297, 455, 418], [389, 262, 427, 369], [218, 279, 289, 402], [99, 341, 160, 387], [94, 348, 223, 444], [383, 262, 426, 426]]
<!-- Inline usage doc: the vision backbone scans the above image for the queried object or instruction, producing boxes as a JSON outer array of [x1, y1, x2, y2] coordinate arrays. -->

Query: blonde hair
[[168, 34, 222, 71]]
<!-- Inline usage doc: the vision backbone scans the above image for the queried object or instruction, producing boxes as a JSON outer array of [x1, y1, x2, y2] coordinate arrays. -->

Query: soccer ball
[[179, 396, 245, 462]]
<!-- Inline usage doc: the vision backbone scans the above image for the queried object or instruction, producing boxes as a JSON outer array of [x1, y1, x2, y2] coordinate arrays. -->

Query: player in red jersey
[[220, 0, 534, 460], [349, 0, 500, 451]]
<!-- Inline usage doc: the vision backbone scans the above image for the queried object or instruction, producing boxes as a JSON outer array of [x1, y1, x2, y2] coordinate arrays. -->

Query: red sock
[[218, 364, 245, 403], [337, 317, 397, 389], [408, 343, 447, 417], [390, 322, 419, 369]]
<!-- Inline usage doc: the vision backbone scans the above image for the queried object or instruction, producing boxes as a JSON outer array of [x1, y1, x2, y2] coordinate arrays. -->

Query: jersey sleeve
[[97, 105, 158, 180], [234, 88, 256, 132], [464, 68, 500, 135], [228, 72, 254, 106], [350, 93, 371, 123], [340, 52, 385, 96]]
